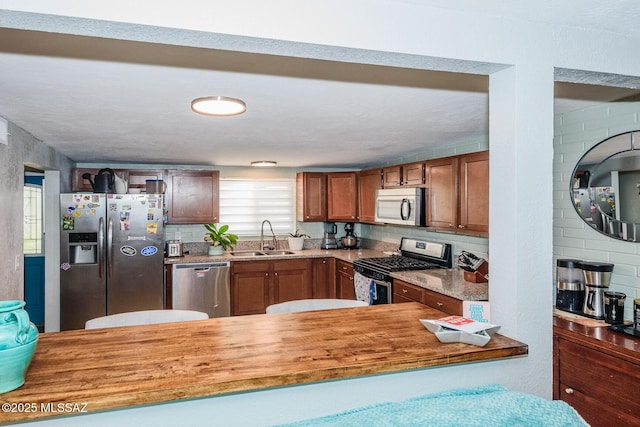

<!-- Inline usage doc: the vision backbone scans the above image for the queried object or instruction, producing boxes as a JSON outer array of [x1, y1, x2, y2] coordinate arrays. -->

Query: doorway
[[24, 172, 45, 331]]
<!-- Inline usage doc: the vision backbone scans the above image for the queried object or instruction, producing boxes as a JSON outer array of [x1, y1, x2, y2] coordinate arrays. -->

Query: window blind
[[219, 179, 296, 237]]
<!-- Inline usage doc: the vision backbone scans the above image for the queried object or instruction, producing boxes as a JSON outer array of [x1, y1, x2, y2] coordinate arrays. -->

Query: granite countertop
[[0, 303, 527, 423], [164, 248, 386, 264]]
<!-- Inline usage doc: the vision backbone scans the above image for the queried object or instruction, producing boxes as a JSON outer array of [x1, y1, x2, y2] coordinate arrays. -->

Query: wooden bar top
[[1, 303, 527, 423]]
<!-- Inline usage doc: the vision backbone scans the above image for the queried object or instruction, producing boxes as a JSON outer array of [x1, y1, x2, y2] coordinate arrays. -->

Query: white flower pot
[[208, 245, 224, 256], [287, 237, 305, 251]]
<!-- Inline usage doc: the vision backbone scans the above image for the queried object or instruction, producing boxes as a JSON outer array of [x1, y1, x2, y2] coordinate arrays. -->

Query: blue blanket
[[274, 384, 587, 427]]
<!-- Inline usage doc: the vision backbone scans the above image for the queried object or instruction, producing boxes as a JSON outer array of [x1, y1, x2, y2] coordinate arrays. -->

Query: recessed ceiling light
[[191, 96, 246, 116], [251, 161, 277, 167]]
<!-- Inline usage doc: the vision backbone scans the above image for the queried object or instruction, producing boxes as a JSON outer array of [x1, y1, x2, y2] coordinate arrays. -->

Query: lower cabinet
[[553, 325, 640, 426], [393, 279, 462, 315], [335, 260, 356, 300], [312, 257, 335, 299], [231, 259, 312, 315]]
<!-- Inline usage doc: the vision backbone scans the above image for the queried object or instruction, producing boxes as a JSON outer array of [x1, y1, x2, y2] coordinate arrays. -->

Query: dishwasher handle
[[173, 262, 230, 270]]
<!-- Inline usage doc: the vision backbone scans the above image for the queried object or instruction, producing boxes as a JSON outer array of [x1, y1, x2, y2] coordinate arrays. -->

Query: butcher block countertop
[[0, 303, 526, 423]]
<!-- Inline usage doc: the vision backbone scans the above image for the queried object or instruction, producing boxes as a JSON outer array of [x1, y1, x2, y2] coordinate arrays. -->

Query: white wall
[[554, 100, 640, 321]]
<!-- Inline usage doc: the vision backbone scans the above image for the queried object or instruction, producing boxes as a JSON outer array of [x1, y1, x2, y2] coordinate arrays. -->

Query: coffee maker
[[581, 262, 614, 319], [320, 222, 338, 249], [555, 259, 584, 314]]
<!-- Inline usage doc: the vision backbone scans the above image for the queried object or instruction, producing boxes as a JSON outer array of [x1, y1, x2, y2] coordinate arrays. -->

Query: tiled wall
[[554, 100, 640, 320]]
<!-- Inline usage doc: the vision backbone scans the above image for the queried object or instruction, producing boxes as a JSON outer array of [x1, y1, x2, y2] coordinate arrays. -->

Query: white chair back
[[266, 299, 368, 314], [85, 309, 208, 329]]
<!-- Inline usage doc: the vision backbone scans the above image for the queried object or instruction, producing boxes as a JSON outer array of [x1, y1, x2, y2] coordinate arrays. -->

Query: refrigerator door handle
[[107, 217, 114, 279], [98, 217, 105, 279]]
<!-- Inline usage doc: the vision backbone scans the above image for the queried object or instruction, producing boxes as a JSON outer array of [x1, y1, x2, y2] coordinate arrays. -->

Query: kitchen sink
[[262, 250, 296, 256], [229, 251, 265, 256]]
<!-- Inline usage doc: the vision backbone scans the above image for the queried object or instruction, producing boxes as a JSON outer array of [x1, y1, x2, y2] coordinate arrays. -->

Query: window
[[24, 184, 43, 255], [219, 179, 295, 236]]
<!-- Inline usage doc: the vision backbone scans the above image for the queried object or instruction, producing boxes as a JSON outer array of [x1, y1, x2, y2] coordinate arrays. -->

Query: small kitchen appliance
[[321, 222, 338, 249], [341, 222, 359, 249], [555, 259, 585, 314], [603, 291, 626, 324], [353, 237, 452, 304], [581, 261, 614, 319], [166, 240, 184, 257]]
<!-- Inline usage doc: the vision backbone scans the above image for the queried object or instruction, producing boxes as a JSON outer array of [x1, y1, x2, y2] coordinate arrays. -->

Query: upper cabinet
[[382, 162, 425, 188], [296, 172, 327, 221], [358, 168, 382, 223], [71, 168, 129, 192], [425, 151, 488, 235], [458, 151, 489, 234], [165, 170, 219, 224], [327, 172, 358, 221]]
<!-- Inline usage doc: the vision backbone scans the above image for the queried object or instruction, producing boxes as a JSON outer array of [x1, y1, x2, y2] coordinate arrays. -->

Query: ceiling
[[0, 6, 639, 169]]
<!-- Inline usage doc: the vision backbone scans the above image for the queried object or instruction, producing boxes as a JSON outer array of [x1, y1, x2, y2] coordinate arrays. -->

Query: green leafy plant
[[204, 223, 238, 251], [288, 229, 310, 238]]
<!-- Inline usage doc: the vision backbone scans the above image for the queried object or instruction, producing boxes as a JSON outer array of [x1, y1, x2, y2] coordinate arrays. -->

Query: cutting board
[[553, 308, 610, 327]]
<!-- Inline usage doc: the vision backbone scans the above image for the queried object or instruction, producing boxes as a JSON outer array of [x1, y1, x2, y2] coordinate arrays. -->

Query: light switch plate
[[0, 116, 7, 145]]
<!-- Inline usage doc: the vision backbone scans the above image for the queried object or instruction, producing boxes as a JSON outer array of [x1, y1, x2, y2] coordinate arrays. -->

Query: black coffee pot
[[82, 168, 115, 193]]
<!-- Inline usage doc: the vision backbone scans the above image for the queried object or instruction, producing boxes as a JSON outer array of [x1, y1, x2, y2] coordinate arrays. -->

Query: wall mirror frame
[[571, 130, 640, 242]]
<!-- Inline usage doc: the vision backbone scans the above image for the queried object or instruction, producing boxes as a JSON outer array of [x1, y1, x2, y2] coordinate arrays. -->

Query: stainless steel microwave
[[374, 188, 425, 226]]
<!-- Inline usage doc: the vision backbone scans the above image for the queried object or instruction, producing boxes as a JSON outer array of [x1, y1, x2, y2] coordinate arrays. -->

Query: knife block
[[463, 260, 488, 283]]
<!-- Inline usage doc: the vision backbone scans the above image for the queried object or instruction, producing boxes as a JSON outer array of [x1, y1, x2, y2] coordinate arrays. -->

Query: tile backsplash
[[554, 100, 640, 321]]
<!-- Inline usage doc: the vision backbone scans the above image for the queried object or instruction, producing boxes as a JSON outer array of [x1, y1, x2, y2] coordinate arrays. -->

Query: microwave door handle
[[400, 198, 411, 220]]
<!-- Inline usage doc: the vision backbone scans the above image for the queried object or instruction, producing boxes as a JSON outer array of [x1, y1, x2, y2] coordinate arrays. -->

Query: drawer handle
[[565, 388, 574, 395], [436, 302, 444, 307], [402, 289, 408, 293]]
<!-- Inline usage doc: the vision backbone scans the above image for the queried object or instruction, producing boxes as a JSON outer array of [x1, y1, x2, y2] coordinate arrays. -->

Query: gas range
[[353, 238, 452, 282]]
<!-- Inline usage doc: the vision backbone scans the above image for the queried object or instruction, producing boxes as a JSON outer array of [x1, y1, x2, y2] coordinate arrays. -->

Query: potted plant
[[287, 229, 310, 251], [204, 223, 238, 256]]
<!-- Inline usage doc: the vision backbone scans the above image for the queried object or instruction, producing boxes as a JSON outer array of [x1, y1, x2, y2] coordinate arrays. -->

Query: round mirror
[[571, 130, 640, 241]]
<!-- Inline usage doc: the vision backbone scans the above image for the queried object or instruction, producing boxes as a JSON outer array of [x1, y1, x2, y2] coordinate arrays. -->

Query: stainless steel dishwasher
[[171, 262, 231, 318]]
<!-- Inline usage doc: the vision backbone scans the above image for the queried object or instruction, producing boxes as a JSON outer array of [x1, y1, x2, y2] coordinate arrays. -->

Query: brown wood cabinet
[[357, 168, 382, 223], [382, 162, 425, 188], [231, 259, 312, 315], [127, 169, 165, 189], [393, 279, 462, 315], [554, 318, 640, 426], [327, 172, 358, 221], [335, 259, 356, 300], [382, 165, 402, 187], [311, 257, 335, 299], [165, 170, 219, 224], [425, 151, 488, 235], [458, 151, 489, 234], [296, 172, 327, 221]]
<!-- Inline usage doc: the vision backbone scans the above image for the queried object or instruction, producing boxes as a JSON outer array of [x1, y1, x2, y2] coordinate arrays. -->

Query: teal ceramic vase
[[0, 300, 39, 393]]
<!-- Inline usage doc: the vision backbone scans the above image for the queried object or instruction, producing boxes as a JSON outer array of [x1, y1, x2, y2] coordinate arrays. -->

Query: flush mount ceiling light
[[191, 96, 246, 116], [251, 161, 277, 167]]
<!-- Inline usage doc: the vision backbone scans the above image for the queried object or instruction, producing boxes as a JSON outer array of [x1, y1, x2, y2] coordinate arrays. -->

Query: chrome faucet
[[260, 220, 278, 251]]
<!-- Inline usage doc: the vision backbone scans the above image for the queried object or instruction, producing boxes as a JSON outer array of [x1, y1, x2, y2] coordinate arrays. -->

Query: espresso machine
[[320, 222, 338, 249], [581, 261, 614, 319]]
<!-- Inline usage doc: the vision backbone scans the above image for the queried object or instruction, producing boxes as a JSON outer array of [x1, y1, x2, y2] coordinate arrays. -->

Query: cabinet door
[[327, 172, 358, 221], [296, 172, 327, 221], [335, 260, 356, 300], [166, 170, 219, 224], [393, 279, 424, 304], [312, 258, 334, 299], [458, 151, 489, 234], [357, 169, 382, 223], [382, 166, 402, 188], [402, 162, 425, 186], [422, 288, 462, 315], [273, 259, 313, 303], [425, 157, 458, 230], [231, 261, 271, 316]]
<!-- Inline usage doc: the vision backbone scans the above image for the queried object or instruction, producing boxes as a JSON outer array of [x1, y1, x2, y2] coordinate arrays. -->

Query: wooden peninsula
[[0, 303, 527, 424]]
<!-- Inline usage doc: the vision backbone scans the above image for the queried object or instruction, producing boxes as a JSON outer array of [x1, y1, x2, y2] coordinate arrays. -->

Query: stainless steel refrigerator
[[60, 193, 165, 330]]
